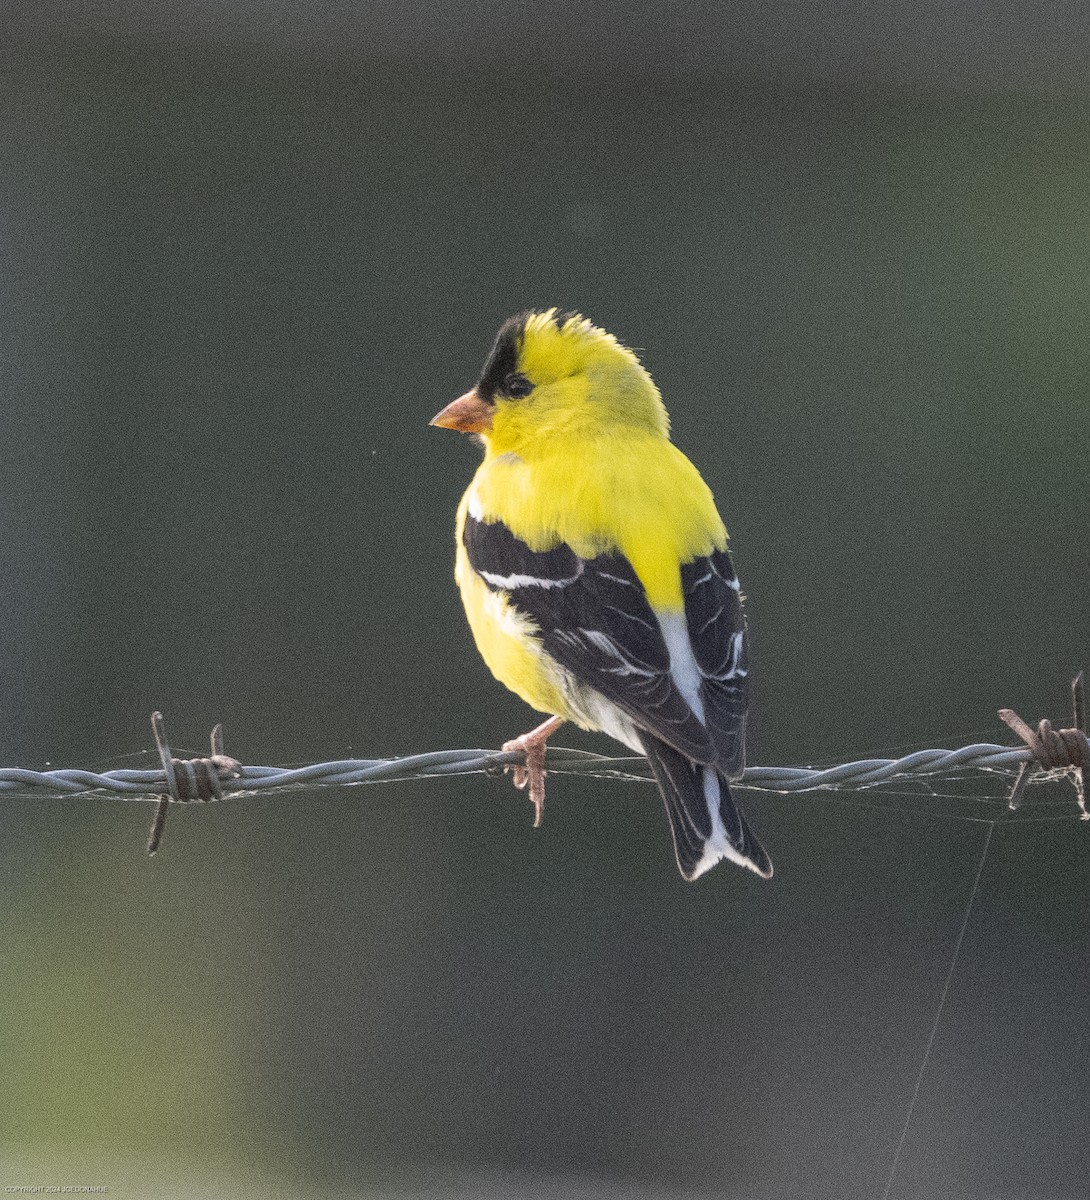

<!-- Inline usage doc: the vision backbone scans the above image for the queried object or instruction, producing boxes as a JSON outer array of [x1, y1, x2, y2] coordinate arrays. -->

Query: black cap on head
[[476, 314, 526, 403]]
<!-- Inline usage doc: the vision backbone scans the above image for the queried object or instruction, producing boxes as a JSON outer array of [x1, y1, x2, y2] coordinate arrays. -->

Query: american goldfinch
[[431, 310, 771, 882]]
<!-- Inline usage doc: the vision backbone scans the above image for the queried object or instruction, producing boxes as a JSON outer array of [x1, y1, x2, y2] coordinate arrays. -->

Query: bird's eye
[[504, 372, 534, 398]]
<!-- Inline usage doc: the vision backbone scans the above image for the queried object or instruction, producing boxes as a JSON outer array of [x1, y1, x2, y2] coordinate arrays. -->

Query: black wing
[[464, 515, 716, 763], [681, 547, 749, 777]]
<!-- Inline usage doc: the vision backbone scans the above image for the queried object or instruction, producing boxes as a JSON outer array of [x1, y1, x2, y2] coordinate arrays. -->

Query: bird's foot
[[502, 716, 565, 828]]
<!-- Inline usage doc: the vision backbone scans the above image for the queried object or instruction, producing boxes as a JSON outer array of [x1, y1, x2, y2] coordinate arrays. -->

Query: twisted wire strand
[[0, 741, 1063, 804]]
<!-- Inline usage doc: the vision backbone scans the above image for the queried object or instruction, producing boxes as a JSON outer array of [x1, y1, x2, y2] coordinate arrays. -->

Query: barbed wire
[[2, 675, 1086, 854], [0, 738, 1072, 803]]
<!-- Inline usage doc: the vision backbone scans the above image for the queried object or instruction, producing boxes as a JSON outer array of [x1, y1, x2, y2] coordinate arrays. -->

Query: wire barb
[[997, 672, 1089, 818], [146, 713, 244, 855]]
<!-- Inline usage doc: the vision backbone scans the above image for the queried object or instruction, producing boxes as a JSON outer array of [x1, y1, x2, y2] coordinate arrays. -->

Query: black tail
[[640, 734, 772, 882]]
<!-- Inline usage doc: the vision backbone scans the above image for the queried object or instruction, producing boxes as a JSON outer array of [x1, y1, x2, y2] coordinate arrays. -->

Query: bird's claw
[[501, 717, 563, 829], [502, 735, 548, 828]]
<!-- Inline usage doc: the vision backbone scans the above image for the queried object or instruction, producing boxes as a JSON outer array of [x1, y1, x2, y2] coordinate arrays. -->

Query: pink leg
[[503, 716, 565, 828]]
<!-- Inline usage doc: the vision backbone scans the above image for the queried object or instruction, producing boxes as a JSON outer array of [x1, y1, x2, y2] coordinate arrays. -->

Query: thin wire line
[[880, 819, 996, 1200]]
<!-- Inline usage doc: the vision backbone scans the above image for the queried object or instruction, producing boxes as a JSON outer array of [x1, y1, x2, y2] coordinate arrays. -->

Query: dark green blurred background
[[2, 5, 1089, 1198]]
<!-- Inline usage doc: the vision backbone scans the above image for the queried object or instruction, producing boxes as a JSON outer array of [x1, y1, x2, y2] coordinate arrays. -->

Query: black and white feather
[[463, 515, 771, 880]]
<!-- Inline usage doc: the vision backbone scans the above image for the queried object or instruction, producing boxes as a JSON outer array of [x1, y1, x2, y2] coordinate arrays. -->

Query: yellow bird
[[431, 310, 771, 882]]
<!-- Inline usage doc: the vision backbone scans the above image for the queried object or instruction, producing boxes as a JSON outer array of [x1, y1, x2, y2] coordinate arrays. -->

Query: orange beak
[[430, 389, 493, 434]]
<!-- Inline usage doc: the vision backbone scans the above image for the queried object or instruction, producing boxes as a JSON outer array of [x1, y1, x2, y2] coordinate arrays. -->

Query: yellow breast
[[467, 432, 726, 611]]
